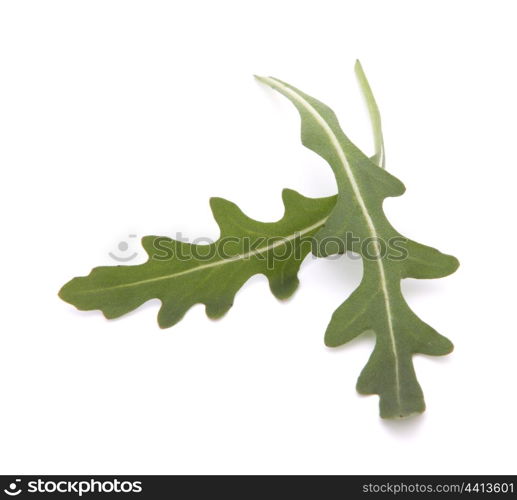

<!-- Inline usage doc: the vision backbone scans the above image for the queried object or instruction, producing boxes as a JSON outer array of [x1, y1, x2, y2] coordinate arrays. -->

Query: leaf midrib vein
[[77, 217, 328, 294]]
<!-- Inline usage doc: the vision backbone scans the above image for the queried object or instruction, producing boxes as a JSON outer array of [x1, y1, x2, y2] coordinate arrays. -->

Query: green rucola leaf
[[256, 66, 459, 418], [59, 190, 335, 328]]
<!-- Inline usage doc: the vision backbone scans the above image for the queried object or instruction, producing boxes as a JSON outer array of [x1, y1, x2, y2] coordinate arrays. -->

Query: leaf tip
[[268, 273, 300, 301], [324, 335, 339, 348], [254, 75, 280, 89], [209, 196, 234, 215], [208, 196, 225, 210], [280, 188, 303, 207], [209, 197, 243, 231], [58, 278, 76, 305], [205, 301, 233, 320], [381, 410, 425, 420]]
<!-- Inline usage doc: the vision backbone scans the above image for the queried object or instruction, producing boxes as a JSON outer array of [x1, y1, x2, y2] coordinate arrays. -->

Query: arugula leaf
[[59, 190, 335, 328], [256, 66, 459, 418]]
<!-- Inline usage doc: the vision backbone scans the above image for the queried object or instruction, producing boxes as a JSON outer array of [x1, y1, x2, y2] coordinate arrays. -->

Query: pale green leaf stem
[[355, 60, 386, 169]]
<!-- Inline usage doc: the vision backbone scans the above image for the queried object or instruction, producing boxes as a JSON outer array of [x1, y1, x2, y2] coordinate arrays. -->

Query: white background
[[1, 0, 516, 475]]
